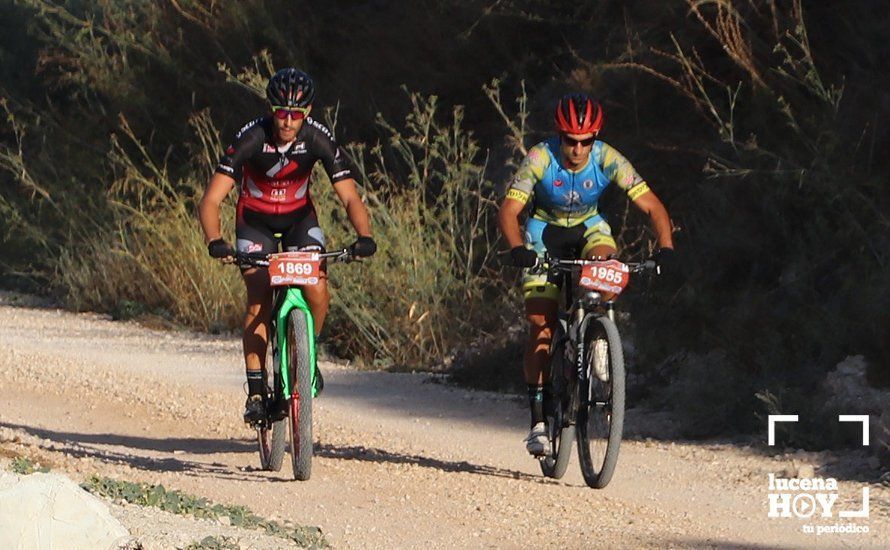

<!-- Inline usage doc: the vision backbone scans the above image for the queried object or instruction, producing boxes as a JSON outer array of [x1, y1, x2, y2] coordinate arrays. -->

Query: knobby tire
[[257, 426, 273, 470], [264, 339, 287, 472], [269, 364, 288, 472], [287, 309, 313, 480], [576, 315, 625, 489]]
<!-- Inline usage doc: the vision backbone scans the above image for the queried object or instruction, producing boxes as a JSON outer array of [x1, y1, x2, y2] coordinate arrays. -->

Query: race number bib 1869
[[579, 260, 630, 295], [268, 252, 321, 287]]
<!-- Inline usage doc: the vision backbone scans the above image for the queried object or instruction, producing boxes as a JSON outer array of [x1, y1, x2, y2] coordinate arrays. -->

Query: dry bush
[[55, 110, 243, 330], [313, 92, 513, 368]]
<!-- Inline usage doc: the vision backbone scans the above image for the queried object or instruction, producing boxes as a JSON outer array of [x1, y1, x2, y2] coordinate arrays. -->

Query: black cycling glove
[[510, 246, 539, 268], [208, 238, 234, 259], [652, 247, 677, 276], [350, 236, 377, 258]]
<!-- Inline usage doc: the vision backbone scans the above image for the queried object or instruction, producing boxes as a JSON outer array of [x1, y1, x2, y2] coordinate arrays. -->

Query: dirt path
[[0, 292, 887, 548]]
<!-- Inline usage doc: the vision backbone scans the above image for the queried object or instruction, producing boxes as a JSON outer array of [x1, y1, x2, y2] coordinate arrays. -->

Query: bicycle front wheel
[[287, 309, 313, 481], [576, 315, 625, 489]]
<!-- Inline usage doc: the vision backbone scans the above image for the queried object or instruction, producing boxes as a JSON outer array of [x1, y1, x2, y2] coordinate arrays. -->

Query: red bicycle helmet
[[555, 93, 603, 135]]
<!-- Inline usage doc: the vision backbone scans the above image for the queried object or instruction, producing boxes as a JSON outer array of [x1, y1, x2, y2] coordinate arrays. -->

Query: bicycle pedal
[[269, 400, 288, 421]]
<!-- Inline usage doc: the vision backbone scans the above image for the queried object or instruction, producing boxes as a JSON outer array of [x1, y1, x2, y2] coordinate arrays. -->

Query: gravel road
[[0, 291, 887, 548]]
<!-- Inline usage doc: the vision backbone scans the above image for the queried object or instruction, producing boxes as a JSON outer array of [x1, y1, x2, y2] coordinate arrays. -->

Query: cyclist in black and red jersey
[[199, 68, 376, 424]]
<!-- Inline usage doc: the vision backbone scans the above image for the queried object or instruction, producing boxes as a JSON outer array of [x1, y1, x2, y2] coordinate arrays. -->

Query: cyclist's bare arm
[[631, 190, 674, 250], [199, 172, 236, 243], [498, 197, 527, 249], [332, 178, 372, 237]]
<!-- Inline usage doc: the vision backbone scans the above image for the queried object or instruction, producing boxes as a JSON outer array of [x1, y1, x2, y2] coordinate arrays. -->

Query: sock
[[527, 384, 544, 427], [246, 370, 265, 396]]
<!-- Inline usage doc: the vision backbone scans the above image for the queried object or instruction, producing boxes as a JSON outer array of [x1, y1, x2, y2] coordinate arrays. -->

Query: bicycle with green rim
[[236, 248, 353, 481]]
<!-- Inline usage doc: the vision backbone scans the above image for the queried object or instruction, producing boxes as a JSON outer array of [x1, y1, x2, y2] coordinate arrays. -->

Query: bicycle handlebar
[[232, 248, 354, 268], [530, 254, 659, 275]]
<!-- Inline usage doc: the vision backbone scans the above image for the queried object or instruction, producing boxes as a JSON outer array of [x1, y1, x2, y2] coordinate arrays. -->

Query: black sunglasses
[[560, 134, 596, 147]]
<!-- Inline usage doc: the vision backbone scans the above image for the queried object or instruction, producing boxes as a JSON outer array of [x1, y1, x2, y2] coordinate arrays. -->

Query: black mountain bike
[[534, 255, 656, 488]]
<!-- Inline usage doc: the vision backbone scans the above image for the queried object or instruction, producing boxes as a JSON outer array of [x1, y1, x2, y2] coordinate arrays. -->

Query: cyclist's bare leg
[[242, 267, 273, 373], [524, 297, 558, 384], [586, 244, 618, 302], [524, 297, 557, 451], [301, 274, 330, 336]]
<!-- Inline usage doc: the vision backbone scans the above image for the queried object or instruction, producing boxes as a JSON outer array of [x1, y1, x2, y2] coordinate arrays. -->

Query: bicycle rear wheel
[[287, 309, 313, 481], [256, 425, 273, 470], [257, 417, 287, 471], [540, 322, 575, 479], [266, 371, 288, 472], [576, 315, 625, 489], [256, 340, 287, 471]]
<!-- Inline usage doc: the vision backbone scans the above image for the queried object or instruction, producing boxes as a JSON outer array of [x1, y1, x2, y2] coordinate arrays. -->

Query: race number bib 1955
[[268, 252, 321, 287], [579, 260, 630, 295]]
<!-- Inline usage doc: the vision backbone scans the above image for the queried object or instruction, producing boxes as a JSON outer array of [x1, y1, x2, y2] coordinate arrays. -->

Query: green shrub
[[82, 475, 327, 547], [9, 456, 50, 475], [185, 537, 240, 550]]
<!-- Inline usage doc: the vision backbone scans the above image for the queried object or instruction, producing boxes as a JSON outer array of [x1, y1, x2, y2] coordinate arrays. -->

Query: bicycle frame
[[236, 248, 351, 401], [549, 257, 652, 420], [559, 276, 603, 426]]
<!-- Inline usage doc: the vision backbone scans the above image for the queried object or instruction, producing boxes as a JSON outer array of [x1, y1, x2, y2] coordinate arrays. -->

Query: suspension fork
[[275, 287, 316, 399], [573, 304, 614, 418]]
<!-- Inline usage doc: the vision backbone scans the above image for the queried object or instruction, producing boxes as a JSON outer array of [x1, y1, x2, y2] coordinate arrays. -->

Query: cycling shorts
[[521, 215, 616, 300], [235, 204, 326, 258]]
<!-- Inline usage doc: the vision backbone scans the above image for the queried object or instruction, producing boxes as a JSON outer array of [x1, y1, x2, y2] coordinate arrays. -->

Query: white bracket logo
[[838, 415, 870, 446], [767, 414, 799, 446]]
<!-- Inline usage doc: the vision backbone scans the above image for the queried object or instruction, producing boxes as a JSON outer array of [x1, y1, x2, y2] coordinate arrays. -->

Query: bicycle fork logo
[[766, 415, 871, 535], [575, 335, 585, 378]]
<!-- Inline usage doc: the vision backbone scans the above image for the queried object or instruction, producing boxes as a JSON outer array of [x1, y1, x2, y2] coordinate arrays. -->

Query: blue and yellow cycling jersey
[[505, 137, 651, 227]]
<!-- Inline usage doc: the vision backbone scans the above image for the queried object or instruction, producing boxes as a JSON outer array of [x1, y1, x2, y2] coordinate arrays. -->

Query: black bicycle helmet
[[266, 68, 316, 107], [555, 93, 603, 135]]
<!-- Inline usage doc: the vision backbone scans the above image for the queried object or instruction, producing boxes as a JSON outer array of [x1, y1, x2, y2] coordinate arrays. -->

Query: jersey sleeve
[[215, 119, 265, 181], [599, 142, 651, 201], [505, 143, 550, 205], [305, 118, 356, 185]]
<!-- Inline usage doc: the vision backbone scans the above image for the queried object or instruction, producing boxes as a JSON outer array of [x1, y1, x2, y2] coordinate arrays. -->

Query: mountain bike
[[235, 248, 353, 481], [534, 254, 657, 488]]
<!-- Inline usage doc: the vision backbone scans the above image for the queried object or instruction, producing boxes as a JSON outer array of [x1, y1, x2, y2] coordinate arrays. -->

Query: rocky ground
[[0, 291, 888, 548]]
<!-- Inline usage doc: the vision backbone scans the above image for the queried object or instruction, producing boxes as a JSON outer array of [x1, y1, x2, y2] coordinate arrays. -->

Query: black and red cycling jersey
[[215, 116, 355, 215]]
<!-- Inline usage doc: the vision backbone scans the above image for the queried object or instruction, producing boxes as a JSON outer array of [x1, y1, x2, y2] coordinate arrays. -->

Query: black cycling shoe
[[243, 394, 267, 426], [267, 396, 288, 422]]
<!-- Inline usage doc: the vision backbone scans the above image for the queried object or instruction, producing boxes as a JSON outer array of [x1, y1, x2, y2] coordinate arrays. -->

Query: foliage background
[[2, 0, 888, 447]]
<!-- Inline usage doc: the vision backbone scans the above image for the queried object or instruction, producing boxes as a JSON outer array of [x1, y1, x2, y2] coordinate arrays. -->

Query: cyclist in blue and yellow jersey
[[498, 93, 675, 455], [199, 68, 376, 425]]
